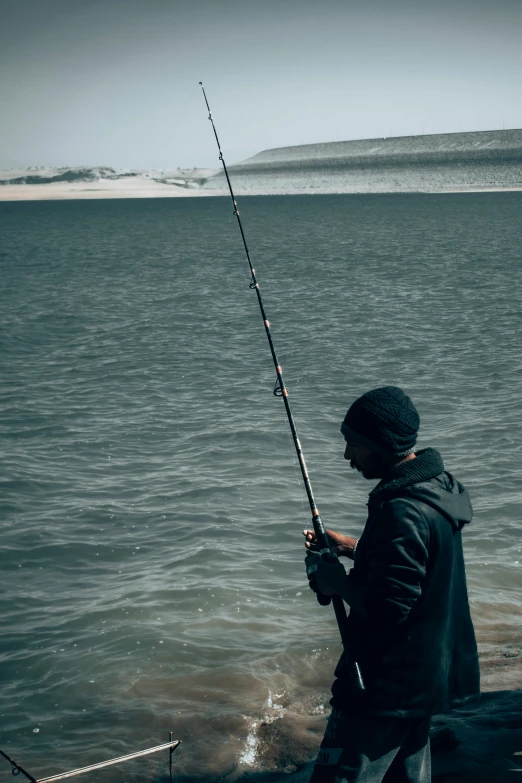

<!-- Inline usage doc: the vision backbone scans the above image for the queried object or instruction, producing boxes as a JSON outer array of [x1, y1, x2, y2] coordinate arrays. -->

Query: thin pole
[[199, 82, 364, 691], [37, 741, 180, 782], [0, 740, 181, 783]]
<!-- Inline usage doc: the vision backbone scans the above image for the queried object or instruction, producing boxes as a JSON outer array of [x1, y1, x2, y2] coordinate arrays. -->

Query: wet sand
[[227, 636, 522, 783], [236, 689, 522, 783]]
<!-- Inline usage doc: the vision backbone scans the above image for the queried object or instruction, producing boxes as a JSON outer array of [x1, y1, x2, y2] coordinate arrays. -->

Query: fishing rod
[[199, 82, 364, 692], [0, 740, 180, 783]]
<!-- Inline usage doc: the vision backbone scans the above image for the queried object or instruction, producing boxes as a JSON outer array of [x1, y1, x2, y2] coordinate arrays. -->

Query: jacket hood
[[400, 471, 473, 530], [369, 448, 473, 530]]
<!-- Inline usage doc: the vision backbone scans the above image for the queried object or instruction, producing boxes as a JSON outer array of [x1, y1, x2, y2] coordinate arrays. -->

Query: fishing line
[[158, 85, 200, 166], [199, 82, 364, 691], [171, 85, 199, 134]]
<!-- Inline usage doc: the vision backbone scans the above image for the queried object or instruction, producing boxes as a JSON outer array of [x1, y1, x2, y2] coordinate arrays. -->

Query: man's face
[[343, 439, 389, 480]]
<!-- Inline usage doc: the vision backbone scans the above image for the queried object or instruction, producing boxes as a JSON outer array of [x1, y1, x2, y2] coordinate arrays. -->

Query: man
[[303, 386, 479, 783]]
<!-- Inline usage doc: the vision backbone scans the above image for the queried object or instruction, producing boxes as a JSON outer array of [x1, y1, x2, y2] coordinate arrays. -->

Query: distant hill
[[203, 129, 522, 194]]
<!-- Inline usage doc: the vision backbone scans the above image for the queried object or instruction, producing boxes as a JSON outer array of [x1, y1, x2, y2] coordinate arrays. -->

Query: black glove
[[305, 551, 331, 606]]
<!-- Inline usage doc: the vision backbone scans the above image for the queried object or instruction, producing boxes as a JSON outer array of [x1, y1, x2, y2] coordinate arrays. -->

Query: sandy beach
[[0, 174, 224, 201]]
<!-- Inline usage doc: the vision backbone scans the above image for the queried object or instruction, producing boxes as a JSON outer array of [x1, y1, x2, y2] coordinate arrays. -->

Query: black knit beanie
[[341, 386, 420, 456]]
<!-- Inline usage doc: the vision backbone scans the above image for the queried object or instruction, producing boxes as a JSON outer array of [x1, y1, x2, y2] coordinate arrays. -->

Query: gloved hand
[[305, 551, 321, 591], [305, 551, 331, 606], [314, 557, 347, 596]]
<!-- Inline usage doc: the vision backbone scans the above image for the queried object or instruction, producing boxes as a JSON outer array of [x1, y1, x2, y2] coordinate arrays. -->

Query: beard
[[351, 454, 389, 480]]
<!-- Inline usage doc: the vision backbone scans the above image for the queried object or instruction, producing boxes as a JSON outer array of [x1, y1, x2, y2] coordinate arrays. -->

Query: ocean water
[[1, 193, 521, 782]]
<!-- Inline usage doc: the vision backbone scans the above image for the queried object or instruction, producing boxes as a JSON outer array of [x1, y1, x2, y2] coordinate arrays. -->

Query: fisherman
[[304, 386, 479, 783]]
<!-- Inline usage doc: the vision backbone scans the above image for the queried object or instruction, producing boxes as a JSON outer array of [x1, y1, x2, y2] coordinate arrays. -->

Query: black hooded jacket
[[331, 448, 480, 718]]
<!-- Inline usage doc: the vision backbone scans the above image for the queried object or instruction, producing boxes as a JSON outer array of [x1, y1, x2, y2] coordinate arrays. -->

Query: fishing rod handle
[[332, 595, 366, 691], [312, 515, 366, 691]]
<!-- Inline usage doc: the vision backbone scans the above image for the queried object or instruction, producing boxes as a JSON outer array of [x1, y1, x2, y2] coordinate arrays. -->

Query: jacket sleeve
[[344, 498, 430, 626]]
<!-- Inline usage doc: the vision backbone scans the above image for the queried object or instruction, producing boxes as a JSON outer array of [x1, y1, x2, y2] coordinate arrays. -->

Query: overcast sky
[[1, 0, 520, 170]]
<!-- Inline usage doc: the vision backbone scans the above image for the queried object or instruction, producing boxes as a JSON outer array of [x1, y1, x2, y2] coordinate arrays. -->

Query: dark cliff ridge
[[203, 129, 522, 194]]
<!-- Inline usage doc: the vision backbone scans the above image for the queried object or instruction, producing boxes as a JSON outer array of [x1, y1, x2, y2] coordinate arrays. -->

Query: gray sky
[[1, 0, 520, 170]]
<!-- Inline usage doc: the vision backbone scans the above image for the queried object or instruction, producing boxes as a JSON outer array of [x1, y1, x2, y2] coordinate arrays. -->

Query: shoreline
[[245, 643, 522, 783], [231, 639, 522, 783], [237, 689, 522, 783], [0, 182, 521, 202]]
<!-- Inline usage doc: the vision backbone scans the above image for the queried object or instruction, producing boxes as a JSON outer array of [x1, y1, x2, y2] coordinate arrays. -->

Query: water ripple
[[1, 194, 521, 777]]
